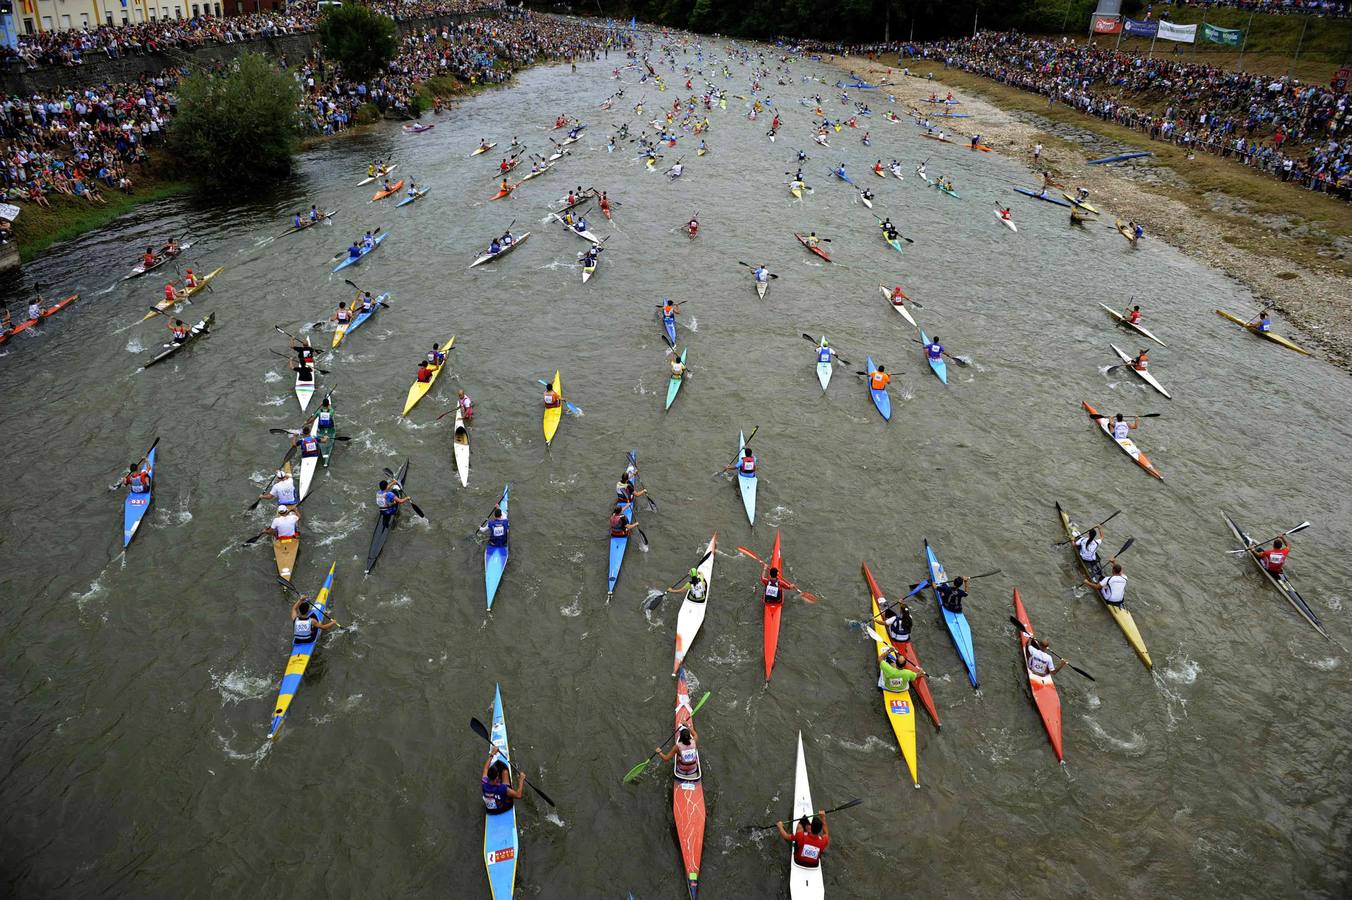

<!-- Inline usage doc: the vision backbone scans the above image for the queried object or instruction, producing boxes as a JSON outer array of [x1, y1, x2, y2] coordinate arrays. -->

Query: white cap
[[277, 505, 289, 514]]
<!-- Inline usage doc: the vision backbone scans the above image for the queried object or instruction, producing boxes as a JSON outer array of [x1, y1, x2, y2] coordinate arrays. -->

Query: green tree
[[317, 3, 398, 82], [166, 52, 300, 189]]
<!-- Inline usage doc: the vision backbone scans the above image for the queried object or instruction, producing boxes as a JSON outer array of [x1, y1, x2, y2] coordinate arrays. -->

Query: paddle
[[468, 717, 556, 807], [907, 569, 1002, 593], [621, 690, 713, 783], [908, 336, 969, 367], [737, 261, 779, 279], [854, 366, 904, 377], [1053, 510, 1122, 547], [643, 543, 716, 611], [713, 424, 759, 476], [535, 379, 582, 416], [272, 326, 330, 358], [1224, 521, 1311, 554], [798, 333, 852, 365], [735, 545, 819, 603], [269, 350, 332, 375], [330, 227, 383, 261], [1008, 616, 1096, 681], [107, 436, 160, 490], [380, 466, 425, 519], [468, 484, 511, 540], [269, 427, 351, 442], [857, 580, 933, 627], [243, 488, 317, 545], [628, 449, 658, 512], [276, 576, 345, 627]]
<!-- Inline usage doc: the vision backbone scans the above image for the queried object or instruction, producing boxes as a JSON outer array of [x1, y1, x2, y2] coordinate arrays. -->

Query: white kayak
[[878, 284, 917, 327], [995, 211, 1017, 231], [453, 406, 470, 486], [672, 534, 717, 673], [1110, 344, 1171, 399], [788, 731, 826, 899]]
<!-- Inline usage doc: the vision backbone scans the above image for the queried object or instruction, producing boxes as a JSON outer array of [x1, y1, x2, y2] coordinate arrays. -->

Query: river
[[1, 43, 1349, 899]]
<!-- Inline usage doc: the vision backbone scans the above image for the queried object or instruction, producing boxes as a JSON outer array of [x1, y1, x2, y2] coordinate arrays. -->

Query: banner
[[1202, 23, 1243, 47], [1123, 18, 1157, 38], [1091, 14, 1122, 35], [1157, 20, 1197, 43], [0, 202, 20, 222]]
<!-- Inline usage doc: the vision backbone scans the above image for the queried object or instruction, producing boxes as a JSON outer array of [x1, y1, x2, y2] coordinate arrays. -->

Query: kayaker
[[600, 193, 612, 217], [366, 162, 378, 178], [1084, 559, 1128, 608], [292, 354, 314, 386], [1124, 305, 1144, 325], [761, 565, 787, 607], [163, 280, 180, 304], [292, 429, 324, 462], [925, 335, 944, 365], [662, 298, 681, 322], [269, 504, 300, 542], [379, 177, 394, 196], [579, 244, 602, 269], [860, 188, 875, 203], [1108, 413, 1140, 441], [669, 352, 687, 381], [970, 133, 980, 149], [874, 160, 885, 175], [292, 339, 316, 366], [167, 318, 189, 343], [481, 504, 509, 547], [1132, 222, 1145, 241], [415, 359, 434, 384], [292, 212, 305, 229], [481, 751, 525, 815], [610, 503, 638, 540], [916, 161, 928, 180], [998, 206, 1013, 222], [456, 389, 475, 423], [499, 158, 511, 173], [797, 149, 807, 162], [499, 177, 511, 195], [1254, 535, 1292, 574], [1075, 187, 1090, 204], [183, 268, 198, 290], [656, 721, 701, 782], [543, 382, 563, 412], [804, 232, 821, 249], [817, 338, 834, 367], [263, 468, 298, 506], [883, 604, 913, 644], [123, 454, 153, 494], [669, 162, 684, 179], [869, 364, 891, 391], [315, 395, 335, 432], [935, 575, 969, 614], [1074, 527, 1104, 576], [501, 230, 515, 246], [308, 205, 321, 222], [345, 242, 362, 262], [686, 217, 698, 236], [1129, 349, 1149, 371], [142, 246, 157, 269], [488, 237, 503, 255], [163, 237, 179, 255], [723, 446, 756, 477], [426, 342, 446, 368], [942, 177, 956, 193], [356, 291, 375, 314], [375, 478, 408, 517], [674, 566, 708, 603], [877, 645, 922, 692], [777, 811, 829, 869], [405, 181, 419, 198], [1251, 308, 1273, 333], [1025, 634, 1066, 678], [289, 594, 337, 644]]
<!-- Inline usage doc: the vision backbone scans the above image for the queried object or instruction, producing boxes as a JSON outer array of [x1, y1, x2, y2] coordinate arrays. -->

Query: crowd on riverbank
[[1167, 0, 1349, 17]]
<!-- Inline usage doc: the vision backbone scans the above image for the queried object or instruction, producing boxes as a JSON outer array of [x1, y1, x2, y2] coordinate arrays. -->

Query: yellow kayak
[[543, 370, 562, 446], [873, 593, 919, 786], [401, 335, 454, 415], [140, 266, 225, 321], [1214, 309, 1310, 356]]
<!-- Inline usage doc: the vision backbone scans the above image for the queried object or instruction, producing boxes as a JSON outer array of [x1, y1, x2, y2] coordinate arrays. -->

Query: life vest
[[870, 372, 890, 390], [128, 469, 150, 491], [673, 742, 700, 780], [544, 391, 561, 408], [317, 408, 334, 428], [336, 308, 351, 323], [376, 488, 396, 510], [1026, 645, 1054, 677], [1100, 573, 1128, 604], [1260, 547, 1288, 572], [610, 512, 628, 537], [1112, 421, 1131, 440], [489, 520, 508, 540], [763, 578, 782, 602], [299, 435, 320, 456], [482, 777, 513, 813], [293, 615, 317, 641], [739, 456, 756, 475], [817, 347, 832, 363], [1127, 310, 1142, 323], [792, 831, 829, 868], [164, 284, 175, 301]]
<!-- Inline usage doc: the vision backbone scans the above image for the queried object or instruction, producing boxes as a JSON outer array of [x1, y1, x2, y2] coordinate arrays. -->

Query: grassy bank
[[15, 177, 190, 263]]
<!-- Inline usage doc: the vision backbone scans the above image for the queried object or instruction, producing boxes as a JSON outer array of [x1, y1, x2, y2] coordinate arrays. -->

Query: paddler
[[873, 160, 885, 175], [182, 268, 198, 290], [1075, 187, 1090, 204], [308, 205, 321, 222], [817, 337, 834, 367], [599, 193, 612, 217], [426, 342, 447, 368], [610, 503, 638, 543], [579, 243, 602, 270], [1025, 634, 1066, 678], [500, 229, 515, 247], [835, 163, 847, 180], [542, 381, 563, 413], [163, 237, 179, 256], [698, 139, 707, 154], [166, 318, 190, 343], [456, 388, 475, 423], [924, 335, 945, 365], [916, 161, 928, 180], [804, 231, 822, 249], [498, 176, 511, 195], [262, 467, 299, 506], [481, 503, 509, 548], [722, 445, 757, 478], [488, 236, 503, 256], [942, 177, 956, 193], [778, 812, 829, 870], [1083, 559, 1129, 608], [481, 748, 525, 815], [1074, 526, 1105, 577], [882, 603, 914, 645], [1252, 534, 1293, 575], [860, 187, 875, 204], [361, 231, 376, 252], [877, 645, 923, 692], [869, 363, 891, 392], [356, 291, 375, 315], [379, 177, 394, 196], [1107, 413, 1140, 441], [142, 246, 158, 270], [345, 241, 362, 263], [655, 720, 701, 781], [499, 158, 511, 173], [414, 358, 434, 384], [686, 216, 698, 236], [616, 469, 646, 507], [163, 279, 181, 305], [1124, 305, 1144, 325], [375, 477, 408, 517], [1252, 309, 1273, 333], [970, 132, 981, 150], [935, 575, 969, 614], [366, 162, 378, 177], [292, 428, 325, 462], [292, 211, 306, 230], [314, 395, 335, 433], [404, 180, 419, 199], [662, 298, 681, 323], [669, 161, 684, 179], [669, 350, 687, 382], [753, 264, 770, 285], [1128, 349, 1149, 371], [268, 503, 300, 545], [289, 593, 337, 645], [123, 453, 153, 495], [998, 206, 1013, 222], [1132, 222, 1145, 241], [797, 149, 808, 162]]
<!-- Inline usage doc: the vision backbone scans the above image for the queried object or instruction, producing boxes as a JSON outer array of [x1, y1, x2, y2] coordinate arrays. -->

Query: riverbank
[[831, 54, 1352, 372], [13, 176, 190, 264]]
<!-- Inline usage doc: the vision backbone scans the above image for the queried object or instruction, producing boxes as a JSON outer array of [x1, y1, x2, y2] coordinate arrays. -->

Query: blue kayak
[[482, 684, 519, 899], [333, 232, 387, 272], [484, 484, 511, 610], [926, 539, 978, 688], [866, 355, 891, 421], [122, 444, 156, 547], [919, 329, 948, 384], [607, 450, 637, 598], [395, 188, 429, 207], [663, 312, 677, 346], [337, 292, 388, 347], [1012, 187, 1072, 208]]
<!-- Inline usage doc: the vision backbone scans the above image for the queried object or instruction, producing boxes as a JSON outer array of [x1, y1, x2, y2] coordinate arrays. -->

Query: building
[[9, 0, 287, 36]]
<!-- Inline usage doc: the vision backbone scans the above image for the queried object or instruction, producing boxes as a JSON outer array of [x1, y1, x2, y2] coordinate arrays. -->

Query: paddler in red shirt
[[1255, 535, 1292, 574], [1124, 304, 1144, 325], [777, 810, 830, 869], [415, 359, 434, 384]]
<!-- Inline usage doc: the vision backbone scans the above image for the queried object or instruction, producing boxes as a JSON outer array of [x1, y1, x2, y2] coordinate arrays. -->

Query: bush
[[317, 4, 398, 82], [166, 52, 300, 189]]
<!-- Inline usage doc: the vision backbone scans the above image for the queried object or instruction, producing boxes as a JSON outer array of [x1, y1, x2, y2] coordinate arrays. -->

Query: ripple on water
[[1081, 716, 1149, 755], [263, 371, 282, 383], [210, 667, 273, 705]]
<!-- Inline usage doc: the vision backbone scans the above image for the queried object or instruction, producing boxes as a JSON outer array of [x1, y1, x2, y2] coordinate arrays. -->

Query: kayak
[[866, 356, 891, 421], [469, 232, 531, 268], [1214, 309, 1310, 356], [1056, 501, 1153, 668], [995, 211, 1017, 232], [332, 292, 387, 348], [787, 731, 824, 899], [1082, 400, 1163, 480], [140, 266, 223, 320], [295, 346, 316, 413], [297, 423, 320, 502], [483, 684, 519, 900], [919, 329, 948, 384], [1013, 187, 1073, 207], [401, 334, 455, 415], [884, 232, 904, 253], [673, 534, 717, 673], [794, 232, 831, 262], [403, 122, 434, 134], [607, 450, 638, 598], [925, 539, 978, 688], [543, 370, 562, 446], [122, 443, 156, 548], [1013, 588, 1064, 762], [364, 458, 409, 576], [872, 581, 919, 786], [736, 430, 757, 525], [1088, 151, 1152, 164], [333, 232, 387, 273], [920, 132, 953, 144], [581, 252, 598, 284], [518, 162, 555, 184], [490, 183, 516, 201], [395, 187, 429, 207], [124, 241, 193, 279], [453, 407, 470, 487], [665, 349, 687, 410], [1062, 192, 1098, 213], [815, 338, 832, 391], [1115, 218, 1138, 244], [552, 213, 600, 244], [484, 484, 511, 609], [273, 486, 300, 583], [371, 179, 405, 201], [763, 529, 784, 681], [357, 165, 397, 186], [0, 293, 80, 344], [789, 182, 803, 199], [878, 284, 916, 327], [1099, 303, 1165, 347], [862, 561, 940, 729], [970, 142, 993, 152], [890, 166, 905, 180], [671, 667, 706, 900], [755, 277, 769, 299], [931, 182, 960, 199], [471, 142, 497, 156], [1222, 511, 1328, 639], [266, 561, 335, 739], [663, 311, 678, 346], [310, 389, 335, 468], [1110, 344, 1171, 399], [144, 312, 214, 368]]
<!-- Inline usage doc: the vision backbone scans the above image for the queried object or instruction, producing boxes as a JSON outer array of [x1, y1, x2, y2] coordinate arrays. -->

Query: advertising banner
[[1123, 19, 1158, 39], [1157, 20, 1198, 43]]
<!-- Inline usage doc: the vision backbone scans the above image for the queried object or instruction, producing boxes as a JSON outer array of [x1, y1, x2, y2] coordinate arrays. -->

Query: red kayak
[[672, 667, 705, 899], [862, 561, 940, 730], [763, 530, 783, 681], [794, 232, 831, 262], [1013, 588, 1063, 762], [0, 294, 80, 346]]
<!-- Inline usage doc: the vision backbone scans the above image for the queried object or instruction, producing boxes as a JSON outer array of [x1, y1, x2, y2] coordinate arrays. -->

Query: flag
[[1091, 14, 1122, 34], [1201, 23, 1243, 47]]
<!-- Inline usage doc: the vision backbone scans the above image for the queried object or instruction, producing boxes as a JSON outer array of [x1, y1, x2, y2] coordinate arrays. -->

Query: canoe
[[890, 167, 905, 180], [1222, 511, 1328, 639], [295, 348, 316, 413], [1013, 187, 1072, 207], [815, 338, 832, 391], [1115, 218, 1138, 244], [1099, 303, 1165, 347], [925, 539, 978, 689], [673, 534, 717, 673], [1062, 192, 1098, 213], [483, 684, 519, 900], [485, 484, 511, 609], [543, 371, 562, 446], [755, 277, 769, 299], [872, 583, 919, 786], [866, 356, 891, 421], [144, 312, 214, 368], [862, 561, 939, 729], [1082, 400, 1163, 480], [364, 458, 409, 576], [788, 731, 825, 899], [518, 162, 555, 183], [995, 211, 1017, 232], [469, 232, 531, 268], [395, 187, 429, 207], [401, 335, 455, 415], [403, 122, 434, 133], [919, 329, 948, 384], [309, 390, 334, 469], [1110, 344, 1171, 399], [763, 530, 784, 681], [1056, 501, 1153, 668], [0, 293, 80, 344], [736, 430, 757, 526], [607, 451, 637, 599], [122, 444, 156, 548], [665, 349, 687, 411], [140, 266, 223, 320], [663, 312, 678, 346], [471, 142, 497, 156], [1013, 588, 1063, 762], [794, 232, 831, 262], [266, 561, 335, 739], [790, 182, 802, 199], [332, 292, 387, 348], [878, 284, 916, 327], [333, 232, 387, 273], [371, 179, 405, 201], [970, 142, 993, 152], [124, 241, 193, 279], [453, 407, 470, 487], [672, 667, 706, 900], [1088, 151, 1152, 164], [1214, 309, 1310, 356], [357, 165, 397, 186]]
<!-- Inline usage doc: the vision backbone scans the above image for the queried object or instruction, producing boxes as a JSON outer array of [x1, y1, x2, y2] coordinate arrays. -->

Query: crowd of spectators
[[1165, 0, 1349, 18]]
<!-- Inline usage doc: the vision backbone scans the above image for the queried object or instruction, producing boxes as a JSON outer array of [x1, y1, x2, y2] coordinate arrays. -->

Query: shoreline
[[830, 54, 1352, 373]]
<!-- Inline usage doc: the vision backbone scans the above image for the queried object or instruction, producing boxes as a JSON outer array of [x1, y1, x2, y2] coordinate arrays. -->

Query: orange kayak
[[672, 668, 705, 900], [1013, 588, 1063, 762], [371, 179, 404, 201], [794, 232, 831, 262], [862, 561, 941, 730], [763, 530, 783, 681], [490, 183, 515, 201]]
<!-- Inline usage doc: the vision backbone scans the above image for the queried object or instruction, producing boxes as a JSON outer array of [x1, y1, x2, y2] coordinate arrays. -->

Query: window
[[41, 15, 53, 30], [22, 18, 34, 34], [105, 13, 113, 24], [60, 14, 70, 28], [215, 2, 221, 15], [80, 13, 89, 27], [191, 4, 199, 16]]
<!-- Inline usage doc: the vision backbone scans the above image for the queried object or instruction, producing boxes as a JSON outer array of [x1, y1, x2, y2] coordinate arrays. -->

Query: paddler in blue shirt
[[293, 212, 305, 229], [289, 595, 337, 645], [346, 241, 361, 262], [308, 205, 321, 222], [362, 231, 375, 251], [925, 335, 944, 364], [481, 750, 525, 815], [405, 180, 419, 198], [481, 505, 509, 547], [488, 236, 503, 255], [375, 478, 407, 517]]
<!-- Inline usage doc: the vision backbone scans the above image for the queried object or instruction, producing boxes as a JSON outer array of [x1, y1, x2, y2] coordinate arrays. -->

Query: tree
[[166, 52, 301, 189], [317, 4, 398, 82]]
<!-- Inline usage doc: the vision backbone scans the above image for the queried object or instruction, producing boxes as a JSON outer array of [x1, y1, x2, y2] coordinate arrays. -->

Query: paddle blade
[[469, 716, 491, 742], [622, 759, 652, 783], [643, 590, 666, 610]]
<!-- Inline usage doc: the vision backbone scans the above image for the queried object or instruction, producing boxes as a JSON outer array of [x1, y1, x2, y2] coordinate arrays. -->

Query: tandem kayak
[[787, 731, 825, 899], [332, 293, 387, 348], [1013, 588, 1063, 763], [402, 335, 455, 415], [1082, 400, 1163, 480], [872, 580, 919, 786], [140, 267, 223, 320], [333, 232, 387, 273], [469, 232, 531, 268], [763, 530, 784, 681], [1223, 511, 1328, 639], [930, 181, 960, 199], [364, 459, 409, 576], [124, 241, 193, 279], [1013, 187, 1072, 207], [879, 283, 916, 327], [483, 684, 519, 900], [673, 534, 716, 673], [267, 561, 335, 739], [357, 165, 397, 186], [0, 293, 80, 345], [665, 349, 687, 410], [122, 442, 157, 548], [395, 187, 429, 207], [453, 407, 470, 487], [919, 329, 947, 384], [1056, 502, 1153, 668], [863, 561, 940, 729], [144, 312, 214, 368], [794, 232, 831, 262], [543, 371, 562, 446], [736, 430, 757, 525], [1214, 309, 1310, 356], [671, 667, 706, 900], [866, 356, 891, 421], [484, 484, 511, 609], [1099, 303, 1165, 347], [1110, 344, 1171, 399], [608, 451, 638, 599], [925, 539, 978, 689]]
